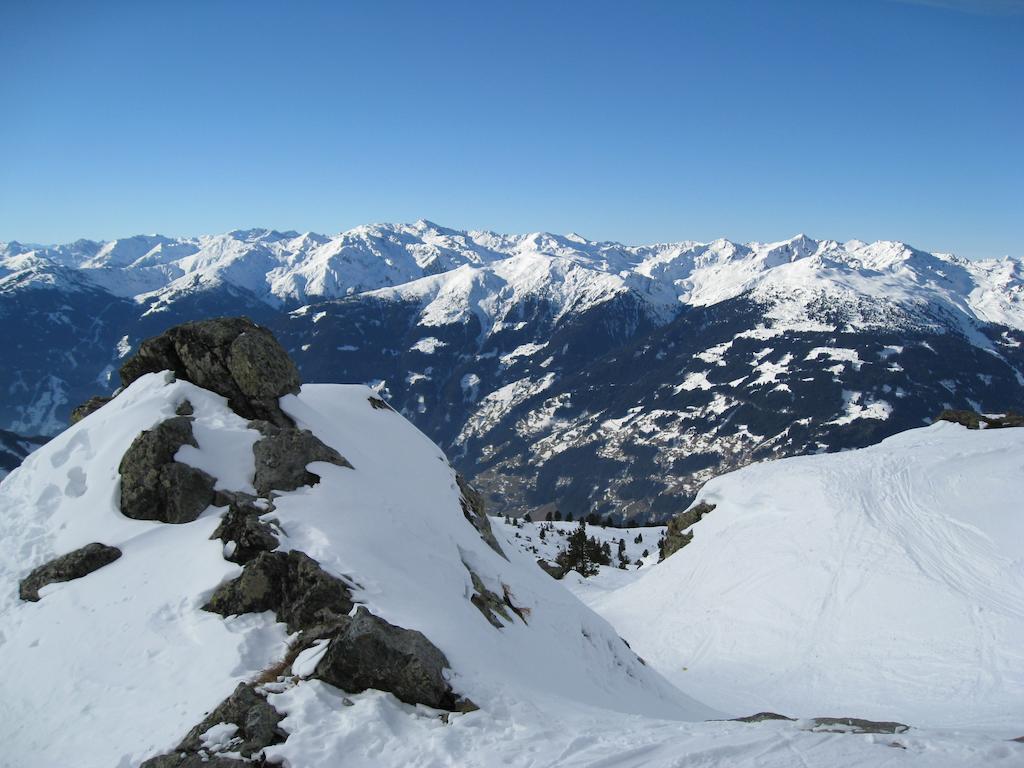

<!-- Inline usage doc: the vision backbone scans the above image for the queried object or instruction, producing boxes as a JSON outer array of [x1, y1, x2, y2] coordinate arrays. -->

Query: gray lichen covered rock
[[457, 474, 505, 559], [314, 606, 460, 710], [250, 420, 352, 496], [659, 501, 716, 561], [211, 497, 280, 564], [118, 416, 216, 524], [119, 317, 300, 427], [139, 683, 285, 767], [808, 717, 909, 734], [936, 408, 1024, 430], [204, 550, 353, 633], [19, 542, 122, 601], [69, 395, 113, 425]]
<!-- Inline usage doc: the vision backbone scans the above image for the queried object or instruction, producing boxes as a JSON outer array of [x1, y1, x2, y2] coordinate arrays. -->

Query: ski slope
[[593, 421, 1024, 730]]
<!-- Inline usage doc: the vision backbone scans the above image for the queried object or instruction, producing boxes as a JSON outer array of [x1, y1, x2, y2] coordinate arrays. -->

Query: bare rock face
[[139, 683, 286, 767], [250, 420, 352, 497], [204, 550, 353, 634], [118, 416, 216, 524], [457, 474, 505, 559], [314, 606, 462, 711], [936, 408, 1024, 429], [119, 317, 300, 427], [69, 395, 113, 425], [659, 501, 716, 561], [19, 543, 122, 601]]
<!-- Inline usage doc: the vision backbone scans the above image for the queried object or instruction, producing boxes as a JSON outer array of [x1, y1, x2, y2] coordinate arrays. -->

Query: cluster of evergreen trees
[[554, 520, 612, 577]]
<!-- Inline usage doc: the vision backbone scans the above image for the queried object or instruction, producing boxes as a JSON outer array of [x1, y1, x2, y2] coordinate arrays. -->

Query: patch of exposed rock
[[806, 717, 909, 734], [315, 606, 471, 711], [205, 550, 354, 634], [250, 420, 352, 496], [139, 683, 285, 767], [211, 496, 280, 564], [69, 395, 113, 425], [536, 558, 566, 580], [119, 317, 300, 427], [659, 501, 716, 561], [19, 543, 122, 601], [936, 408, 1024, 429], [118, 416, 216, 524], [457, 474, 505, 559]]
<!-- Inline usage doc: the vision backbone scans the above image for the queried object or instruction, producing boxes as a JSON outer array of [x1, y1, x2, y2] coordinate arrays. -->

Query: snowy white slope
[[594, 422, 1024, 730], [0, 373, 712, 768], [0, 374, 289, 767]]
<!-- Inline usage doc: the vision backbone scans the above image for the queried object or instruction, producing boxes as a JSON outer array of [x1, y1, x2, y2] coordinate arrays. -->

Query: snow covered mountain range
[[3, 222, 1023, 520]]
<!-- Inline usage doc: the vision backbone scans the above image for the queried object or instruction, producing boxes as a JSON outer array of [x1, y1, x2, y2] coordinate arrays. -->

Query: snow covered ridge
[[3, 222, 1023, 331], [0, 318, 711, 767]]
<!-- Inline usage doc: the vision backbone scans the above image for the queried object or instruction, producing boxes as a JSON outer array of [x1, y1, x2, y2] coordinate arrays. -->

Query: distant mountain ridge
[[3, 222, 1023, 521]]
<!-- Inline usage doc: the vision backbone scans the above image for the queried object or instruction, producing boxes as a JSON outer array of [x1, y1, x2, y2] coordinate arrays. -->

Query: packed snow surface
[[593, 422, 1024, 730]]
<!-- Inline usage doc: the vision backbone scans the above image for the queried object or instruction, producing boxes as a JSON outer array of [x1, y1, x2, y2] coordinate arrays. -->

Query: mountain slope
[[0, 321, 711, 767], [591, 421, 1024, 729], [3, 223, 1023, 521]]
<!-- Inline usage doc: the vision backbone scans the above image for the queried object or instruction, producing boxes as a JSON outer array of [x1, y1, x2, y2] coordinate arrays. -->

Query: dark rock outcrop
[[211, 497, 280, 564], [250, 420, 352, 497], [536, 558, 566, 580], [69, 395, 113, 425], [140, 683, 285, 767], [314, 606, 462, 710], [120, 317, 300, 427], [204, 550, 353, 634], [808, 717, 909, 734], [936, 408, 1024, 429], [731, 712, 796, 723], [659, 501, 716, 561], [19, 543, 122, 601], [118, 416, 216, 524], [457, 474, 505, 559]]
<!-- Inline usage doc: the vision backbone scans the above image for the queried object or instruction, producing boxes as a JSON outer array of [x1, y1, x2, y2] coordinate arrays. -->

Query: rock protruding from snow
[[119, 317, 300, 426], [659, 501, 716, 561], [314, 606, 466, 712], [18, 542, 122, 602], [118, 416, 217, 524], [250, 420, 352, 496], [935, 408, 1024, 430], [69, 395, 113, 425], [205, 550, 353, 635], [140, 683, 286, 767], [211, 497, 280, 564], [457, 473, 505, 558]]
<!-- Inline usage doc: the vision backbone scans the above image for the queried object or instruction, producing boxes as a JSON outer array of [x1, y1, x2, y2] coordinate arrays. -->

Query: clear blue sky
[[1, 0, 1021, 258]]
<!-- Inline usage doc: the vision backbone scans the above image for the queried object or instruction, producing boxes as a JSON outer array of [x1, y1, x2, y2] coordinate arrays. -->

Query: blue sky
[[1, 0, 1021, 258]]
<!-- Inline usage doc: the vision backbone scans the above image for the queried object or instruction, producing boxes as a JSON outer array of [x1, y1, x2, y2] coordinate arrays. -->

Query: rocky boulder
[[120, 317, 300, 427], [211, 496, 280, 564], [250, 420, 352, 496], [204, 550, 353, 634], [936, 408, 1024, 429], [314, 606, 462, 711], [19, 543, 122, 601], [140, 683, 285, 767], [659, 501, 716, 561], [118, 416, 216, 524]]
